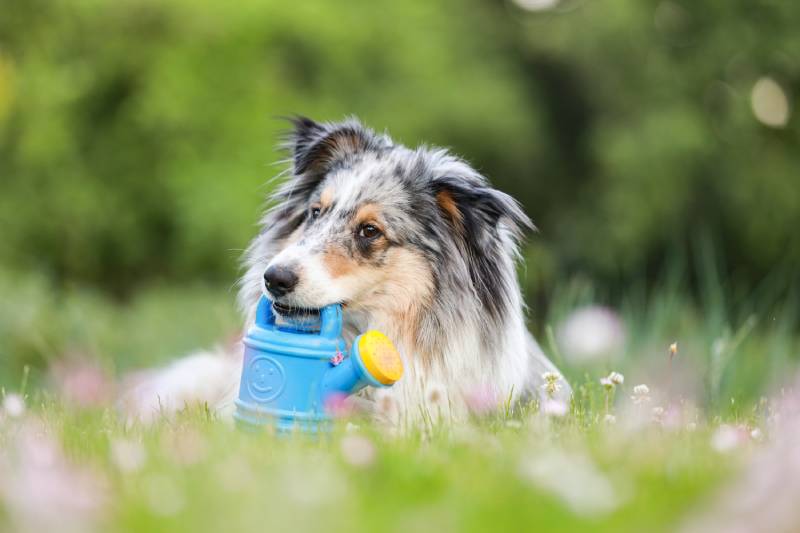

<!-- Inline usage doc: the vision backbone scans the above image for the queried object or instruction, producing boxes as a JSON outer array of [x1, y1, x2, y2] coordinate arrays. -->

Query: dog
[[122, 117, 571, 427]]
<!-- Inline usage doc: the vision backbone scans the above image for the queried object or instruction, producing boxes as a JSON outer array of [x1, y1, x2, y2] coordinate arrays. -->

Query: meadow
[[1, 263, 797, 533], [2, 2, 799, 530]]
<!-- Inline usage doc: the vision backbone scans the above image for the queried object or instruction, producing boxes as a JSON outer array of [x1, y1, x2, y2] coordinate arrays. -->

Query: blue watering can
[[234, 296, 403, 432]]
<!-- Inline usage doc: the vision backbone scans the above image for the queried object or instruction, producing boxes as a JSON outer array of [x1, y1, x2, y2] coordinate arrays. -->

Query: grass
[[3, 396, 738, 533], [0, 264, 797, 532]]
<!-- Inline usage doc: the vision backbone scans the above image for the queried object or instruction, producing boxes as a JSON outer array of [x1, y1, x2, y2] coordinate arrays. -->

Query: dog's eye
[[358, 224, 381, 240], [309, 205, 321, 220]]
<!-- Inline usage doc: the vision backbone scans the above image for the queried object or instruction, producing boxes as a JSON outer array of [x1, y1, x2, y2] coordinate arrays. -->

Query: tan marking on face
[[362, 247, 435, 365], [354, 203, 383, 228], [320, 187, 334, 208], [389, 249, 432, 346], [436, 190, 462, 225], [322, 243, 359, 278]]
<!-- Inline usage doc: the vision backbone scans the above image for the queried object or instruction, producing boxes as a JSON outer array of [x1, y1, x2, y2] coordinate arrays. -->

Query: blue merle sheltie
[[123, 117, 571, 428]]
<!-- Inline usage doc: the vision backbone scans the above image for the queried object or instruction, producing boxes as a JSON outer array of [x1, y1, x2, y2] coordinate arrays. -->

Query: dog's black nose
[[264, 266, 299, 298]]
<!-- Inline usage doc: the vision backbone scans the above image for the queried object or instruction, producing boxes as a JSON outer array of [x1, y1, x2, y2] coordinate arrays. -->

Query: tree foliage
[[1, 0, 798, 295]]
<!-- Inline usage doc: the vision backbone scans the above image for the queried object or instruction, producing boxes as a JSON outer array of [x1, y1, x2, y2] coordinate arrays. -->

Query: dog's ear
[[267, 117, 384, 241], [429, 170, 534, 323], [288, 117, 377, 176], [432, 175, 534, 242]]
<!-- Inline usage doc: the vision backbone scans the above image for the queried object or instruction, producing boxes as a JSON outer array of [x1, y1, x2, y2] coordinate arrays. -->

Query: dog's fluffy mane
[[240, 117, 531, 341], [123, 117, 570, 427]]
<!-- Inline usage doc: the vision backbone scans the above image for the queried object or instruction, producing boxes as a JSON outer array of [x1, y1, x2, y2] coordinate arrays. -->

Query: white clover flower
[[541, 372, 563, 398], [542, 371, 561, 383], [750, 427, 763, 441], [3, 393, 25, 418], [600, 372, 624, 390], [631, 384, 651, 405], [651, 406, 665, 423], [603, 414, 617, 425]]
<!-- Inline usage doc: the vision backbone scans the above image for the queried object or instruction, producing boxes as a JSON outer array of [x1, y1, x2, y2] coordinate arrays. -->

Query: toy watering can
[[234, 296, 403, 432]]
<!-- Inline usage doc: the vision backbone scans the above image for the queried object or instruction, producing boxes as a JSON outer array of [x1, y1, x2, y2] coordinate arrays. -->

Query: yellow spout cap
[[358, 331, 404, 385]]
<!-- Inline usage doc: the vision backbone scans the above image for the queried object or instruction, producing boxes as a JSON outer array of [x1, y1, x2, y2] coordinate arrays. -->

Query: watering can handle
[[255, 296, 276, 327], [319, 304, 343, 339], [254, 296, 342, 338]]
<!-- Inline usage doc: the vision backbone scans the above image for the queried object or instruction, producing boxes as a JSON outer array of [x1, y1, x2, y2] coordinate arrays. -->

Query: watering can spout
[[322, 331, 404, 402]]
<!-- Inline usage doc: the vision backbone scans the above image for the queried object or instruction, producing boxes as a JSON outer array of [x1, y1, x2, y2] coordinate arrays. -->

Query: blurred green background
[[1, 0, 799, 394]]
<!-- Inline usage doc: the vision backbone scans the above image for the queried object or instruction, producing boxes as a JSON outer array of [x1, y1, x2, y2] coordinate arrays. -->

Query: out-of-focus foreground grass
[[0, 264, 797, 532], [1, 402, 734, 533]]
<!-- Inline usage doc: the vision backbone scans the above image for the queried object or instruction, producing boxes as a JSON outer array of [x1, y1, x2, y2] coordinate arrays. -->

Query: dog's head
[[243, 117, 532, 338]]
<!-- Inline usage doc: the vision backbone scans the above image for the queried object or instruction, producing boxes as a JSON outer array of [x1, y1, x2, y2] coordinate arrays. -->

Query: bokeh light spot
[[751, 77, 790, 128]]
